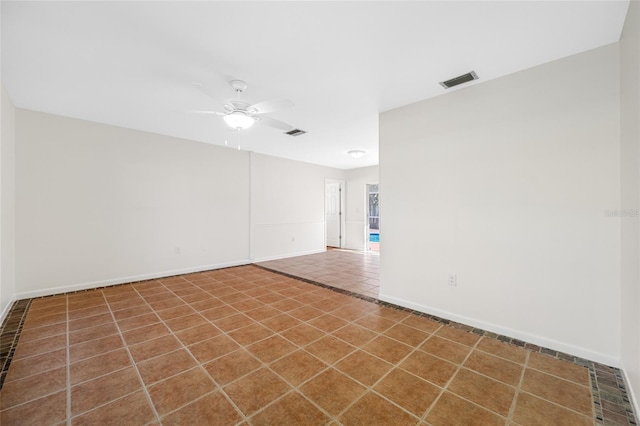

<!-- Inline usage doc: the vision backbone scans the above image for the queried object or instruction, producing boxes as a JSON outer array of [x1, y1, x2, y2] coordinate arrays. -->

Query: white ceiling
[[1, 1, 630, 169]]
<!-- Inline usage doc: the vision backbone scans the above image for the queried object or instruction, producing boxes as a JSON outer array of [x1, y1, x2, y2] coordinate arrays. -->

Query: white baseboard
[[379, 292, 620, 368], [622, 366, 640, 420], [251, 249, 326, 264], [0, 296, 16, 326], [15, 259, 252, 300]]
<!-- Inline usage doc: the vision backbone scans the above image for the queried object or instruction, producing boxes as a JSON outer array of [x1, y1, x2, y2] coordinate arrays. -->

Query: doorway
[[325, 180, 344, 248], [367, 183, 379, 252]]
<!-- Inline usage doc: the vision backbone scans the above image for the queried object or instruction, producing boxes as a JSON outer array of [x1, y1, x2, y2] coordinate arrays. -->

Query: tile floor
[[257, 249, 380, 299], [0, 263, 628, 425]]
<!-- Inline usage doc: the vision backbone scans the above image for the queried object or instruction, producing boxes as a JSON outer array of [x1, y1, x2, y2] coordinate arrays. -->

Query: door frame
[[324, 178, 346, 249], [366, 182, 380, 252]]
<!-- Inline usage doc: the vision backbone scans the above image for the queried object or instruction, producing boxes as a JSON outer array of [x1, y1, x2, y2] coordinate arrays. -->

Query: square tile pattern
[[258, 249, 380, 299], [0, 262, 635, 425]]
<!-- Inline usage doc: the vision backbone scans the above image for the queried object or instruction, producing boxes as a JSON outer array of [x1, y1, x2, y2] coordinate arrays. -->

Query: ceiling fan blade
[[189, 110, 225, 116], [248, 99, 294, 114], [258, 116, 294, 131]]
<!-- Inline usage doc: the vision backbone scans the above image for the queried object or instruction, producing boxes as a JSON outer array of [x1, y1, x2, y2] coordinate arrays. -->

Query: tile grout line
[[99, 288, 163, 424], [591, 362, 606, 425], [10, 303, 537, 426], [130, 278, 248, 425], [193, 281, 340, 424], [319, 313, 443, 423], [505, 348, 530, 424], [258, 262, 636, 425], [66, 295, 72, 426], [154, 274, 378, 424], [242, 311, 373, 424], [240, 306, 396, 424], [58, 300, 151, 421], [420, 330, 485, 423], [331, 330, 436, 424], [209, 290, 524, 425]]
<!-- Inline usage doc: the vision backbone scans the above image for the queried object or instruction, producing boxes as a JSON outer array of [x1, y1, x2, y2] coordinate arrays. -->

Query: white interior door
[[325, 182, 342, 248]]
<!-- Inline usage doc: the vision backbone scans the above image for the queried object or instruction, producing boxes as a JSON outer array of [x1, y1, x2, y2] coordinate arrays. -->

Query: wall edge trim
[[0, 296, 16, 326], [622, 362, 640, 420], [15, 259, 251, 299], [379, 292, 620, 367]]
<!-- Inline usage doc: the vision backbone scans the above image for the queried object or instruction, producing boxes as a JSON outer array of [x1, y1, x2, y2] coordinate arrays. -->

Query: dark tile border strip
[[0, 298, 31, 391], [255, 264, 638, 426], [0, 264, 636, 425]]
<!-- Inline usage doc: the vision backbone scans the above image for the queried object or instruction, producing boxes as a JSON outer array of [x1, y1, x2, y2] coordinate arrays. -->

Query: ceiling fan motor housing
[[230, 80, 248, 93]]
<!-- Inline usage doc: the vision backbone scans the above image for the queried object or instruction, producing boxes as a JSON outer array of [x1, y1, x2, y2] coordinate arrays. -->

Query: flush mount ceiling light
[[348, 150, 366, 159], [223, 111, 255, 130]]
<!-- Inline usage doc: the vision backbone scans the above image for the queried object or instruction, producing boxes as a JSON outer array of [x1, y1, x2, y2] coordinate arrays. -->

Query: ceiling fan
[[193, 80, 294, 132]]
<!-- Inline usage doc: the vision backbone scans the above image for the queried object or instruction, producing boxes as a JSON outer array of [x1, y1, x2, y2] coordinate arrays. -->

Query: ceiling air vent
[[439, 71, 479, 89], [285, 129, 307, 137]]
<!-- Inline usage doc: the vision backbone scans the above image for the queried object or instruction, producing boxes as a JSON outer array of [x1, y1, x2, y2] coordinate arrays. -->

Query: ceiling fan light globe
[[223, 112, 255, 130]]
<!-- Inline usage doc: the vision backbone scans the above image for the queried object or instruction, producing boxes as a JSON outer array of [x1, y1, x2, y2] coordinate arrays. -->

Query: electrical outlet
[[175, 246, 181, 255], [447, 274, 457, 286]]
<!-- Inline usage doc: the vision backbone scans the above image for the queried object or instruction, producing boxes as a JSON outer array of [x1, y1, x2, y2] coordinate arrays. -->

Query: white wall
[[344, 166, 379, 251], [250, 152, 344, 261], [380, 44, 621, 365], [15, 110, 251, 298], [0, 85, 16, 322], [620, 0, 640, 413]]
